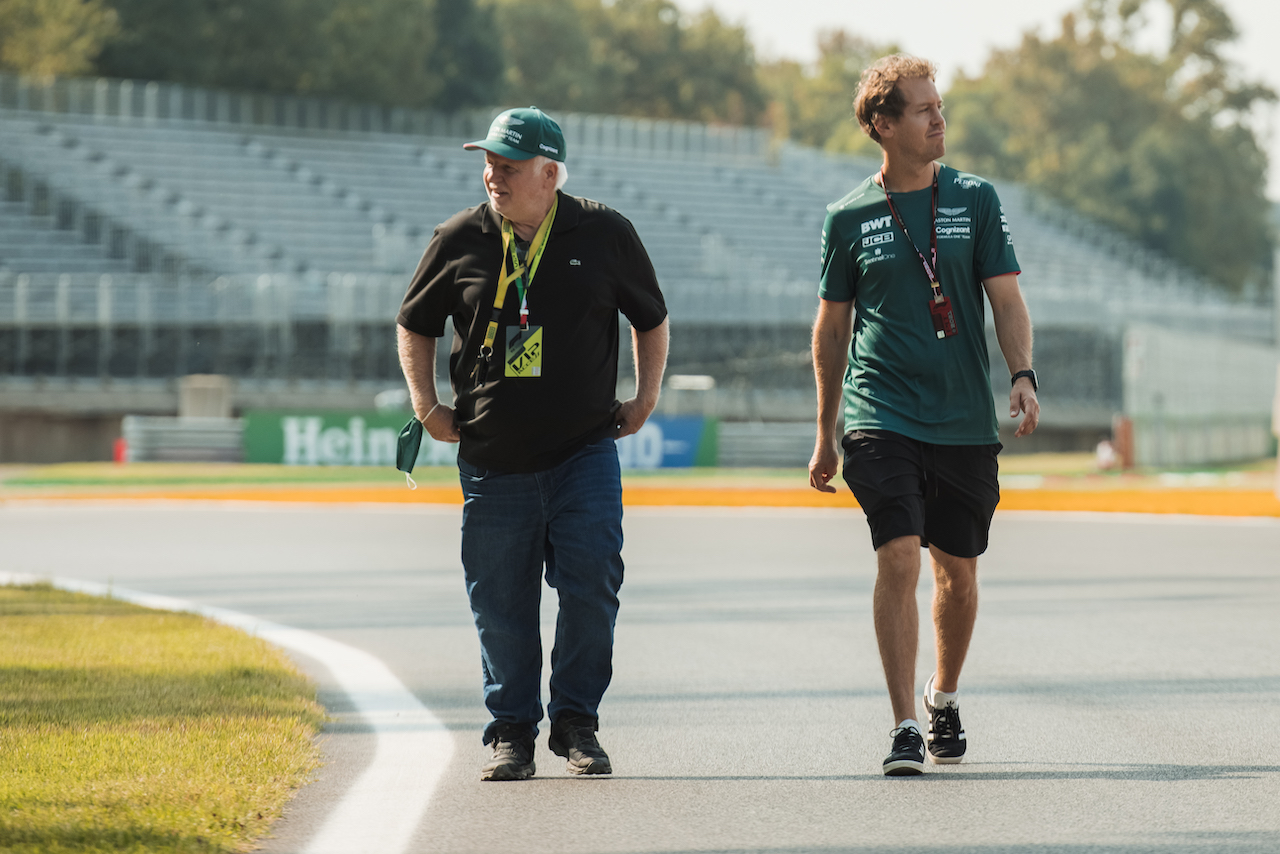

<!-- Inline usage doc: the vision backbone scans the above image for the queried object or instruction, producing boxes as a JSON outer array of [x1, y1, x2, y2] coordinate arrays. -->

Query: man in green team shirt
[[808, 55, 1040, 776]]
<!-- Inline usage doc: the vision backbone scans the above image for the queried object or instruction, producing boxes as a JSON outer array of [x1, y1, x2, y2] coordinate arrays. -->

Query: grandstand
[[0, 73, 1275, 464]]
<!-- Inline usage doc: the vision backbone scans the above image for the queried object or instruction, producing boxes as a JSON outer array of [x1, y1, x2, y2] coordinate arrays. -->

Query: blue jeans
[[457, 438, 624, 744]]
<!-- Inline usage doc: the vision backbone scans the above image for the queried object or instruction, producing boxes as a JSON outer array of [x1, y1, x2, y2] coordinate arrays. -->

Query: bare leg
[[929, 545, 978, 693], [873, 535, 922, 724]]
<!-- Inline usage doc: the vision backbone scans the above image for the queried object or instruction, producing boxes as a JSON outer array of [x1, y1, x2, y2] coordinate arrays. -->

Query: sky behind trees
[[670, 0, 1280, 200]]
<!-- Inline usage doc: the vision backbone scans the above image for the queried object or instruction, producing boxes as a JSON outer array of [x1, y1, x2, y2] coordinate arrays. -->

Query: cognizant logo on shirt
[[937, 207, 973, 240]]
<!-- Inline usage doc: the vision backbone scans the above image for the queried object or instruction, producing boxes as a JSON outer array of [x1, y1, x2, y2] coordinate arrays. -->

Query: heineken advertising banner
[[616, 416, 717, 468], [243, 411, 457, 468], [243, 412, 717, 469]]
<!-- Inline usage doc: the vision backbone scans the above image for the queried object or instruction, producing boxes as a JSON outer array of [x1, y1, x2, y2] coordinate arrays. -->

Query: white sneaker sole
[[928, 752, 964, 765]]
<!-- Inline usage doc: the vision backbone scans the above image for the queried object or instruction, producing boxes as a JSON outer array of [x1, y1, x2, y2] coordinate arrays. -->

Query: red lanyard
[[880, 167, 944, 304]]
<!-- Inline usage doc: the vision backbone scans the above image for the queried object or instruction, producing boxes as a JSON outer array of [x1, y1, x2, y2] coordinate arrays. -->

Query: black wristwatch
[[1011, 369, 1038, 392]]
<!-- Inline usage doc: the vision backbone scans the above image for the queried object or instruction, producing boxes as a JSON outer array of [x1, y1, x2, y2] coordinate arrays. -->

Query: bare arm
[[615, 317, 670, 438], [809, 298, 854, 492], [396, 325, 460, 443], [983, 273, 1039, 438]]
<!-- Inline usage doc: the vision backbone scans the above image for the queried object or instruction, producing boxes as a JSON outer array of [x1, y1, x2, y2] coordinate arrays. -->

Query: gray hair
[[533, 155, 569, 190]]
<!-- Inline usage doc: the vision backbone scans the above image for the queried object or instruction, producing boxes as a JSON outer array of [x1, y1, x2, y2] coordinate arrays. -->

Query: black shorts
[[841, 430, 1002, 558]]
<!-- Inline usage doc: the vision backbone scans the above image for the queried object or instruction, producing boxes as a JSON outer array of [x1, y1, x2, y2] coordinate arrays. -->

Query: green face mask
[[396, 417, 423, 488]]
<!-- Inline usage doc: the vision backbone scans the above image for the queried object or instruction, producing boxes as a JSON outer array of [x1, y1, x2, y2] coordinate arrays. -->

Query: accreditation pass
[[505, 325, 543, 377]]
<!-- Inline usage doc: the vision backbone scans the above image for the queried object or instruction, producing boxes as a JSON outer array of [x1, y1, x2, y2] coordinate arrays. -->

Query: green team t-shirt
[[819, 164, 1020, 445]]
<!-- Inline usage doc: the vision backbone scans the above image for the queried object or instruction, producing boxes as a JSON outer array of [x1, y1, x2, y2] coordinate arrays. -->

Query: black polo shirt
[[397, 191, 668, 473]]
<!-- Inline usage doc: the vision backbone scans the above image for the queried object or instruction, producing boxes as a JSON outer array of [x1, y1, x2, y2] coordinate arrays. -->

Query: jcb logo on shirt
[[860, 215, 892, 235], [863, 232, 895, 247]]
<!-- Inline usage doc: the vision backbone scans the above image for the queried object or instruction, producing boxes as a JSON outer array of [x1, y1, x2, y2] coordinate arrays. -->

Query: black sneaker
[[923, 678, 967, 764], [480, 725, 536, 781], [883, 725, 925, 776], [548, 714, 612, 775]]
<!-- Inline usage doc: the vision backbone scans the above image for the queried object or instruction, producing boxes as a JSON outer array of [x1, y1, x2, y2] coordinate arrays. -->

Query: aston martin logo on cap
[[463, 106, 567, 162]]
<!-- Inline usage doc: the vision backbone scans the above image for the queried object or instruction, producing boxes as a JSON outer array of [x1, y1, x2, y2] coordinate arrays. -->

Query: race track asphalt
[[2, 502, 1277, 854]]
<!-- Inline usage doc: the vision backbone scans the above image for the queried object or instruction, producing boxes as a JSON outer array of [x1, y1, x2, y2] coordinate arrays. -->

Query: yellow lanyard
[[481, 197, 558, 356]]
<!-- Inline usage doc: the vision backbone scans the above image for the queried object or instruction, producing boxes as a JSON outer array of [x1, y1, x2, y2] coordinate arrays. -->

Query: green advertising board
[[243, 411, 457, 467], [244, 411, 719, 468]]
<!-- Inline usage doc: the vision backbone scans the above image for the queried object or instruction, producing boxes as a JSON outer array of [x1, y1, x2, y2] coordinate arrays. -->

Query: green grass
[[0, 584, 325, 853]]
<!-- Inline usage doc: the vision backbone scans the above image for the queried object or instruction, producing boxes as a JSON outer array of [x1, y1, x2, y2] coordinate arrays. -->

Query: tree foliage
[[96, 0, 331, 95], [86, 0, 765, 120], [943, 0, 1275, 292], [491, 0, 767, 124], [93, 0, 501, 109], [759, 30, 895, 158], [0, 0, 119, 78], [428, 0, 503, 112]]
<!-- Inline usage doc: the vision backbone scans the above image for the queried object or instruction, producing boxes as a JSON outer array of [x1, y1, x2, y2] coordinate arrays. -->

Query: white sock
[[927, 675, 959, 708], [896, 718, 921, 734]]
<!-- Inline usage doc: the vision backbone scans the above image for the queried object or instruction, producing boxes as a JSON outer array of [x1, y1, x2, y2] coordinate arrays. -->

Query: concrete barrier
[[121, 415, 243, 462]]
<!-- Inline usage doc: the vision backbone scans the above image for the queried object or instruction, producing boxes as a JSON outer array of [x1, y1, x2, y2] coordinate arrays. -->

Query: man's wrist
[[1011, 369, 1038, 392], [816, 423, 841, 445], [631, 390, 660, 411]]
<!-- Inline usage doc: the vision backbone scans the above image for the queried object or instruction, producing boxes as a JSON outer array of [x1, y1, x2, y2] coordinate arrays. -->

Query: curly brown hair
[[854, 55, 938, 144]]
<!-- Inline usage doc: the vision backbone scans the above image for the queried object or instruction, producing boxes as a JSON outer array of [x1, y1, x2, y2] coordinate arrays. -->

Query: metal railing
[[0, 271, 406, 381]]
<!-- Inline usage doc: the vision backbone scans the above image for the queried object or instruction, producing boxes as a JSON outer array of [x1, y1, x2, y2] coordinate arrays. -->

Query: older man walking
[[809, 56, 1039, 776], [397, 107, 669, 781]]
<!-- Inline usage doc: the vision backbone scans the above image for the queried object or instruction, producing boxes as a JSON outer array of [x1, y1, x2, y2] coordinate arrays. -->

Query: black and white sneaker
[[883, 724, 925, 776], [923, 674, 966, 764]]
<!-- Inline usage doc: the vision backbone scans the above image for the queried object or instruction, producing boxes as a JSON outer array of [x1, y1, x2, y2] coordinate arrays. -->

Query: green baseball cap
[[463, 106, 566, 162]]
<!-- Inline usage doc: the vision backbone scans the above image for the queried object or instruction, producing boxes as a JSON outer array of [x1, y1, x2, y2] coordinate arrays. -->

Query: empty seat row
[[0, 109, 1230, 327]]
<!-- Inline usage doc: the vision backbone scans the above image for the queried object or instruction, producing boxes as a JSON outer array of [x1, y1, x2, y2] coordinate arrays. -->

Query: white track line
[[0, 572, 453, 854]]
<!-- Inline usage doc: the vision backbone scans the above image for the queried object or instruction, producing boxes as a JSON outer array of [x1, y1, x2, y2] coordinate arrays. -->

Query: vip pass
[[505, 326, 543, 378], [472, 198, 558, 384]]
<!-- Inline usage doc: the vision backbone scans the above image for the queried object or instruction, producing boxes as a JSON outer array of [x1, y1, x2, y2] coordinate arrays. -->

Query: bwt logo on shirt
[[860, 215, 892, 235]]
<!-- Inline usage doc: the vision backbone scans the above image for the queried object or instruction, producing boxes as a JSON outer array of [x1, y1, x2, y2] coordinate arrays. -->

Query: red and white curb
[[0, 572, 453, 854]]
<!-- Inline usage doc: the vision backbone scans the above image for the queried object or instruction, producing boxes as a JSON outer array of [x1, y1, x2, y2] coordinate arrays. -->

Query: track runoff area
[[2, 467, 1278, 853]]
